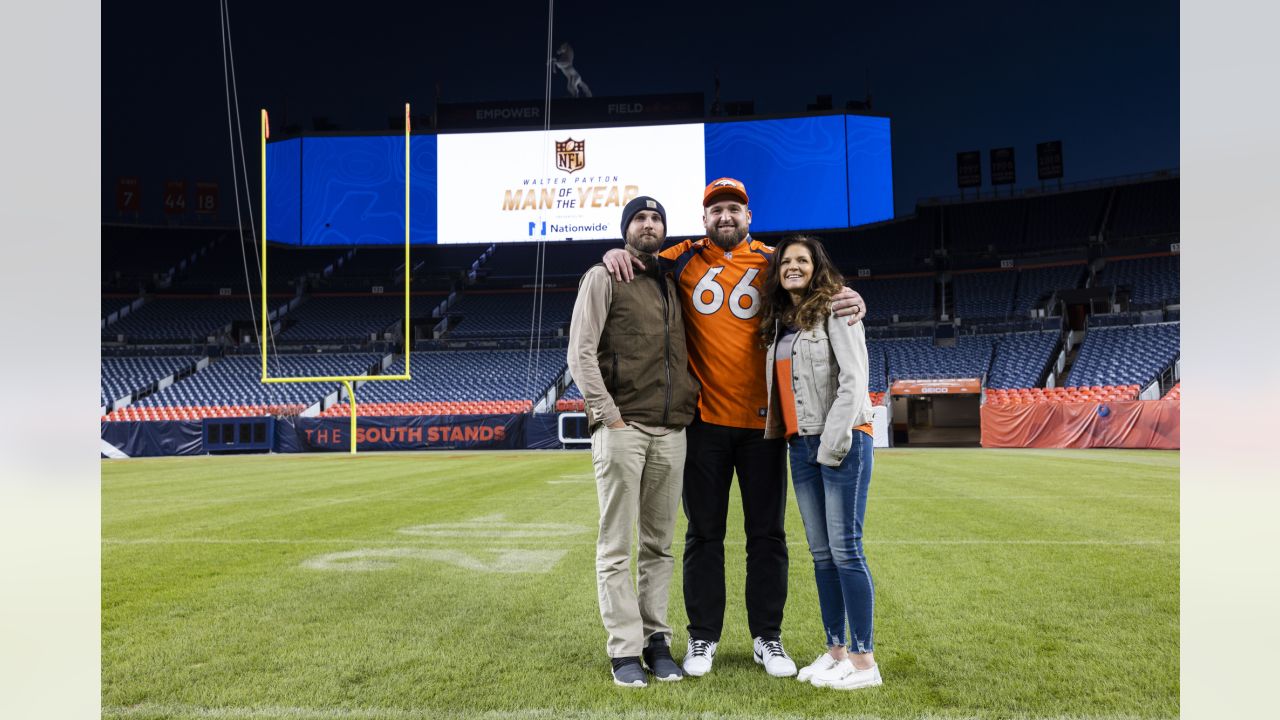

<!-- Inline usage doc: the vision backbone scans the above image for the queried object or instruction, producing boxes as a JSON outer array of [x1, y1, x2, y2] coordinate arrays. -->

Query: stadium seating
[[103, 353, 382, 421], [102, 297, 137, 320], [1097, 254, 1179, 308], [104, 298, 251, 342], [162, 238, 342, 293], [101, 355, 200, 407], [445, 291, 576, 339], [102, 225, 224, 291], [557, 381, 887, 412], [556, 383, 585, 412], [878, 336, 994, 382], [866, 342, 888, 393], [99, 176, 1181, 434], [827, 217, 934, 275], [952, 270, 1017, 320], [986, 332, 1059, 389], [322, 400, 532, 416], [942, 199, 1027, 255], [319, 351, 564, 416], [854, 276, 934, 323], [1106, 178, 1179, 240], [1066, 323, 1180, 388], [278, 296, 409, 342], [476, 242, 607, 288], [1021, 188, 1110, 250], [984, 385, 1140, 405], [1012, 264, 1086, 314]]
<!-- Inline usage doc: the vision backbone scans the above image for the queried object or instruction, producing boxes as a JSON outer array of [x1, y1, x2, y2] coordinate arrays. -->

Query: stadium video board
[[437, 123, 706, 243], [266, 114, 892, 245]]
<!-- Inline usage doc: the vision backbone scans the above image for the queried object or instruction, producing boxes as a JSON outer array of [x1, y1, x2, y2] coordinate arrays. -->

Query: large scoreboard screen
[[266, 114, 892, 246]]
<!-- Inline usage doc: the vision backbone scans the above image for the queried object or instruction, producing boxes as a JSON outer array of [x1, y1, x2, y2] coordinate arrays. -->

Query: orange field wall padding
[[980, 400, 1180, 449]]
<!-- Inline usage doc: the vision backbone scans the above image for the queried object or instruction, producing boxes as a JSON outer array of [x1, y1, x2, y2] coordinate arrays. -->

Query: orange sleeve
[[659, 238, 696, 261]]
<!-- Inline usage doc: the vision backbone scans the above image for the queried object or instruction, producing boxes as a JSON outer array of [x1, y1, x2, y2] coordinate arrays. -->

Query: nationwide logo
[[556, 138, 585, 174]]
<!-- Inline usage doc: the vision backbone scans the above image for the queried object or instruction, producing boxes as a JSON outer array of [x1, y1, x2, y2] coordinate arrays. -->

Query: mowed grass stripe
[[105, 453, 585, 535], [103, 449, 1177, 719]]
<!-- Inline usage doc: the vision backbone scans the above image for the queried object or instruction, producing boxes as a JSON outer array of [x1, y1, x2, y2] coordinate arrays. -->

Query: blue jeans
[[788, 432, 875, 652]]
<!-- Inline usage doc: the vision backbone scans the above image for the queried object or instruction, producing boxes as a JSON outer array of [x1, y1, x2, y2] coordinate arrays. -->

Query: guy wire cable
[[525, 0, 555, 405], [221, 0, 282, 407]]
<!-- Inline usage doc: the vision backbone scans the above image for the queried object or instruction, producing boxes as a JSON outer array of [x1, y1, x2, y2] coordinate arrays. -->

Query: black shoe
[[643, 634, 685, 682], [611, 656, 648, 687]]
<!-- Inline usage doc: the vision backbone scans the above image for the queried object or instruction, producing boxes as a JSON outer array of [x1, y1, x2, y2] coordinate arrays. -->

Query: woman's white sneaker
[[809, 658, 854, 687], [816, 661, 883, 690], [796, 653, 839, 682]]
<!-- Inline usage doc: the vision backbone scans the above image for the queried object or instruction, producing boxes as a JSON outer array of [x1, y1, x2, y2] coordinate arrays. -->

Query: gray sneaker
[[643, 635, 685, 682], [611, 657, 648, 688]]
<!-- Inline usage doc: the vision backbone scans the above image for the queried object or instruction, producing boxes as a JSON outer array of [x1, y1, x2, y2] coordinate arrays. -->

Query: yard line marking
[[549, 473, 594, 485], [862, 539, 1176, 546], [300, 547, 567, 573], [103, 538, 544, 545], [101, 703, 1178, 720], [874, 494, 1174, 500], [397, 514, 588, 538]]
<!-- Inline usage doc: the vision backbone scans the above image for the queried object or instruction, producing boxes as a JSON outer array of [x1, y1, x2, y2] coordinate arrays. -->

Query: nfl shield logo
[[556, 138, 585, 174]]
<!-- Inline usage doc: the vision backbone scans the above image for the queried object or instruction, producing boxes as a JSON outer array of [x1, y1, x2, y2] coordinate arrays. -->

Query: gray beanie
[[620, 196, 667, 239]]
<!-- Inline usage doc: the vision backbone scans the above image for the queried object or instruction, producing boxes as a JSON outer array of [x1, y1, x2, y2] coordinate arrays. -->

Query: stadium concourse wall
[[100, 414, 566, 457], [980, 400, 1180, 449]]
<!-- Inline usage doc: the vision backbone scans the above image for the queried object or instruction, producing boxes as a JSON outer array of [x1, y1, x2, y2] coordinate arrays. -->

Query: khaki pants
[[591, 424, 686, 658]]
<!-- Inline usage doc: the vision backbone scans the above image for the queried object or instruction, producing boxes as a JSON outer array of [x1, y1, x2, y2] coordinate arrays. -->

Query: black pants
[[682, 418, 788, 642]]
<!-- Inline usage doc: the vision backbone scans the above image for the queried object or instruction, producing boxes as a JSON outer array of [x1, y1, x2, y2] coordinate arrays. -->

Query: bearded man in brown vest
[[567, 196, 700, 688]]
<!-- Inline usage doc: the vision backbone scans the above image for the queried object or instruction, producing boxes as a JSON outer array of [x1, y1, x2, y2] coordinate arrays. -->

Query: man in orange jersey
[[603, 177, 867, 678]]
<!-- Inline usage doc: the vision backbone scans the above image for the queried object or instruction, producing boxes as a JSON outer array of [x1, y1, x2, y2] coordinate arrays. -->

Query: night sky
[[101, 0, 1178, 224]]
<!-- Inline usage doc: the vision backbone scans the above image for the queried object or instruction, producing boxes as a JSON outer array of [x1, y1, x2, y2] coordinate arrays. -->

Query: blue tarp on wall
[[525, 413, 569, 449], [101, 420, 204, 457]]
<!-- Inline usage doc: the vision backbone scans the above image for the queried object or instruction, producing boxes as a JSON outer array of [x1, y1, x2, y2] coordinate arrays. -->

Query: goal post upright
[[261, 108, 268, 383], [258, 104, 414, 454], [404, 102, 411, 378]]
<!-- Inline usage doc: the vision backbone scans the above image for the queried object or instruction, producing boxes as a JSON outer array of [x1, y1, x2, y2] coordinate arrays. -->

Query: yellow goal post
[[258, 103, 413, 454]]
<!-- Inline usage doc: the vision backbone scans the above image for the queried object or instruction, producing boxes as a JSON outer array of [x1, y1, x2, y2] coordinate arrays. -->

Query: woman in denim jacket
[[759, 235, 881, 690]]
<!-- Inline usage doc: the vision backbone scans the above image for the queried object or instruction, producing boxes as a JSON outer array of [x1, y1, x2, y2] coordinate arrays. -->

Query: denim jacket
[[764, 312, 873, 466]]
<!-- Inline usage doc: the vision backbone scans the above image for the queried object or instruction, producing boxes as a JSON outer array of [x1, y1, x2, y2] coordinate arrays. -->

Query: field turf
[[102, 448, 1178, 719]]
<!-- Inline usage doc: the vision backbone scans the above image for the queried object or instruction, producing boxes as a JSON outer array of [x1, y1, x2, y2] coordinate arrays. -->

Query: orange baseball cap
[[703, 177, 749, 206]]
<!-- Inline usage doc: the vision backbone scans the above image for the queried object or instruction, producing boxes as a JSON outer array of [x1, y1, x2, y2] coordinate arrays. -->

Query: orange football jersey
[[660, 236, 774, 429]]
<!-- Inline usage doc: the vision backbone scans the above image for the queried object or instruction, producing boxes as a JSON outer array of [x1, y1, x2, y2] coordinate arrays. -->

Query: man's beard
[[626, 229, 664, 254], [706, 221, 747, 250]]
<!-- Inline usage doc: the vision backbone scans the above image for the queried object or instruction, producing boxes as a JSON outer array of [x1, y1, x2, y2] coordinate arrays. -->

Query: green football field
[[102, 448, 1178, 720]]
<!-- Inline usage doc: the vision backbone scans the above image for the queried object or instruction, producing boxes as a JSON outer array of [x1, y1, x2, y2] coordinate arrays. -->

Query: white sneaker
[[809, 658, 854, 687], [813, 660, 883, 690], [683, 639, 718, 677], [796, 652, 840, 682], [752, 637, 798, 677]]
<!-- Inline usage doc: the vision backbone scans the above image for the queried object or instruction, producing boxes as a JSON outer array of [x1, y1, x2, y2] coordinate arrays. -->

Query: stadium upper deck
[[101, 174, 1179, 418]]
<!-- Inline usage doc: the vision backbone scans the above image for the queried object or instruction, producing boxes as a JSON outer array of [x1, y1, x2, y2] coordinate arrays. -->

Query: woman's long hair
[[758, 234, 845, 348]]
